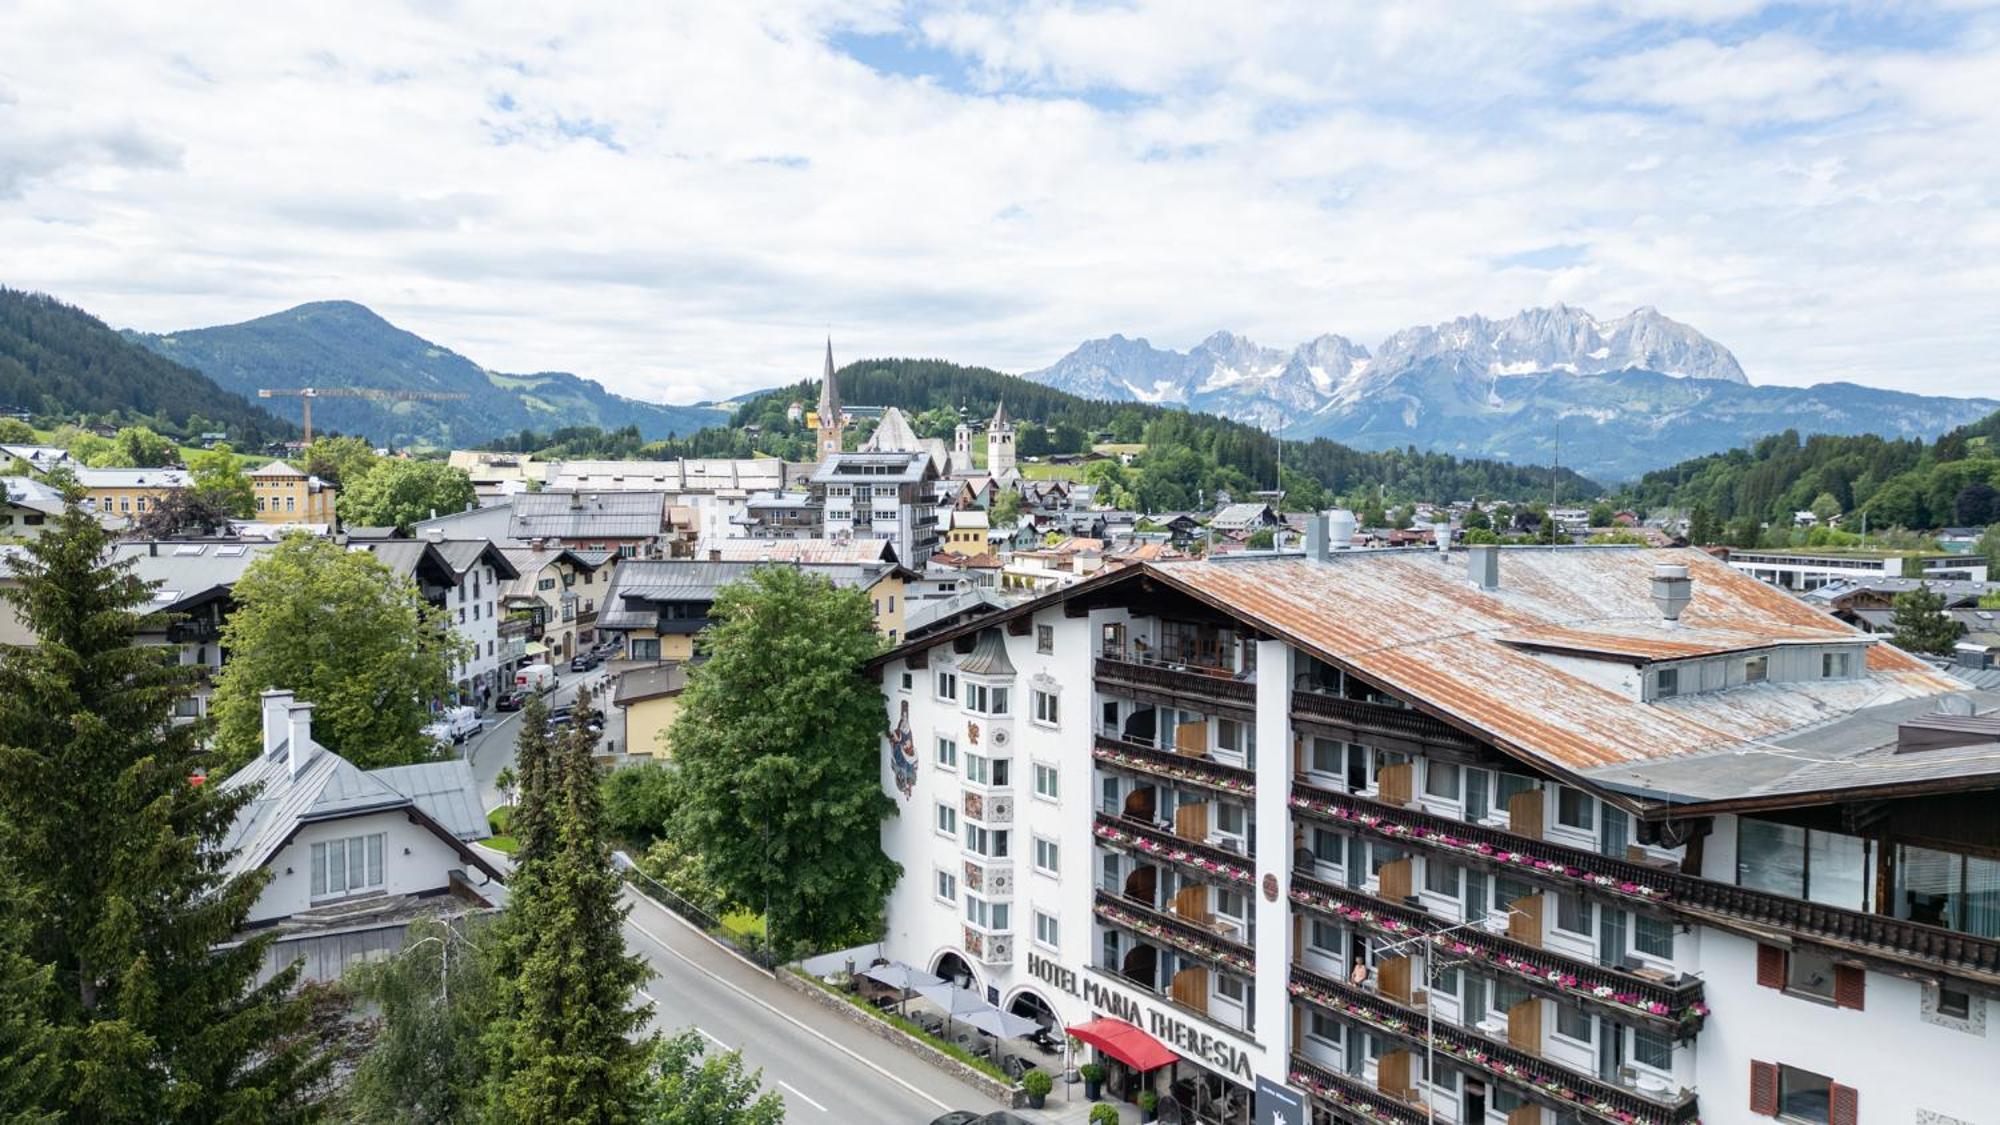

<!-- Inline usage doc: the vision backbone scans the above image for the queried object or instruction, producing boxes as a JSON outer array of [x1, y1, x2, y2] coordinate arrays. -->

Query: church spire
[[818, 337, 840, 419]]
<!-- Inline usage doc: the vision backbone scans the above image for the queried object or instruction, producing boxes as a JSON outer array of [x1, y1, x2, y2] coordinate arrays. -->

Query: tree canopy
[[339, 458, 478, 531], [209, 533, 467, 773], [1890, 586, 1965, 656]]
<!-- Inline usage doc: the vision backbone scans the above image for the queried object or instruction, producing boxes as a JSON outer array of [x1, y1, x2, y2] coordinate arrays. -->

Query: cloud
[[0, 0, 1994, 405]]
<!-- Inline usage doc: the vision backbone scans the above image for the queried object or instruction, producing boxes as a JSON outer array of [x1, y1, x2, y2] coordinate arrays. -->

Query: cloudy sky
[[3, 1, 1997, 404]]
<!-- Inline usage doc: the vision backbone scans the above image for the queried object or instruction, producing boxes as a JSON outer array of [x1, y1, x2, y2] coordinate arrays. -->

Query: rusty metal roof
[[1497, 623, 1843, 662]]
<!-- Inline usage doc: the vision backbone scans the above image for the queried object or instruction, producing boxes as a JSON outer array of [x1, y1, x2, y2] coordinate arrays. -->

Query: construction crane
[[258, 387, 470, 444]]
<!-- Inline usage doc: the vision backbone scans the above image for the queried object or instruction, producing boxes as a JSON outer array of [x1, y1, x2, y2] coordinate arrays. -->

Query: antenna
[[1551, 419, 1561, 511]]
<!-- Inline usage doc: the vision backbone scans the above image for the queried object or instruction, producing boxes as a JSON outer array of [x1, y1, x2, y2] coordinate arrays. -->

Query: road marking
[[621, 904, 953, 1113], [777, 1080, 827, 1113], [695, 1026, 730, 1050]]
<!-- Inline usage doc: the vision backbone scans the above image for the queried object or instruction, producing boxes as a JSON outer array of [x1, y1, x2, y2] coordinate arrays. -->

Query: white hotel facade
[[873, 536, 1999, 1125]]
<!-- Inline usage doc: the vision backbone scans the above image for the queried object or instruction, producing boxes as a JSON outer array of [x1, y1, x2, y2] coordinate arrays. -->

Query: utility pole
[[1551, 419, 1561, 512]]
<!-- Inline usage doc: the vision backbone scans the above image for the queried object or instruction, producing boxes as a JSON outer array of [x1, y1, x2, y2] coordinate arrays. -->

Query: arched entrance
[[932, 950, 976, 990], [1007, 988, 1059, 1031], [1120, 943, 1158, 989]]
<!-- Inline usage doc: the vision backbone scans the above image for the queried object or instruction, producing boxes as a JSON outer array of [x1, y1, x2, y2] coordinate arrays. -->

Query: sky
[[2, 1, 1997, 405]]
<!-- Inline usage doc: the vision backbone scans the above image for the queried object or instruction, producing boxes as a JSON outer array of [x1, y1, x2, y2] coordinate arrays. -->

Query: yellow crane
[[258, 387, 470, 444]]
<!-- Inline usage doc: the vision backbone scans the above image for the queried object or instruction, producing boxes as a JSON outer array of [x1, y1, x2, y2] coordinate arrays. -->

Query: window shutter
[[1749, 1060, 1779, 1116], [1755, 944, 1787, 989], [1833, 964, 1866, 1010], [1829, 1082, 1858, 1125]]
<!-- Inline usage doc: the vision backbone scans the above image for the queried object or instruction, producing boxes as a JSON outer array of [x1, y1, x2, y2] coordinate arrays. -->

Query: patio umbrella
[[859, 962, 944, 1012], [913, 980, 988, 1041], [961, 1006, 1040, 1040]]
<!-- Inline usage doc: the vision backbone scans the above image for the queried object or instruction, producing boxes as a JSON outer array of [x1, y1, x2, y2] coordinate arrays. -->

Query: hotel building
[[871, 533, 1997, 1125]]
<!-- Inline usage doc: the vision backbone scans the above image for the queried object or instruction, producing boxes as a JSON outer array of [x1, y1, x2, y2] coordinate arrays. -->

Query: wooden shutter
[[1376, 1049, 1412, 1099], [1506, 996, 1541, 1054], [1755, 944, 1787, 990], [1175, 801, 1209, 842], [1833, 964, 1866, 1010], [1508, 891, 1543, 948], [1175, 720, 1207, 756], [1173, 883, 1211, 926], [1507, 788, 1543, 839], [1378, 857, 1414, 902], [1378, 762, 1414, 806], [1170, 965, 1209, 1014], [1505, 1108, 1540, 1125], [1829, 1082, 1858, 1125], [1748, 1060, 1779, 1116], [1378, 956, 1412, 1004]]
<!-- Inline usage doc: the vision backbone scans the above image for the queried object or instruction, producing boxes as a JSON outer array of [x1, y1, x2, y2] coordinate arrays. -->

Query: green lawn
[[485, 806, 518, 854], [1019, 461, 1089, 481]]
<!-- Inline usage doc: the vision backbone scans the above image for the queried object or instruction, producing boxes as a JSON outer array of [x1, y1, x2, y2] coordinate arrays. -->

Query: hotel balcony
[[1289, 870, 1707, 1036], [1094, 652, 1257, 717], [1093, 812, 1254, 890], [1286, 1056, 1429, 1125], [1290, 687, 1484, 757], [1290, 778, 2000, 989], [1094, 887, 1254, 976], [1093, 732, 1256, 799], [1288, 964, 1700, 1125]]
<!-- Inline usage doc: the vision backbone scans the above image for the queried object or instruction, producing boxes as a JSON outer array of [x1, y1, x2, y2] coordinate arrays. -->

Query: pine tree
[[1890, 586, 1965, 655], [0, 487, 327, 1120], [0, 875, 59, 1125], [510, 693, 560, 867], [497, 685, 654, 1124]]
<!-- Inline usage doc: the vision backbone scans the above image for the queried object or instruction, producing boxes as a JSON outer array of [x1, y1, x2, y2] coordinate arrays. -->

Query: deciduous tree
[[340, 459, 478, 532], [636, 1031, 785, 1125], [665, 566, 899, 953], [210, 533, 466, 773], [345, 916, 501, 1125], [188, 442, 256, 517], [300, 434, 380, 489], [0, 486, 326, 1119]]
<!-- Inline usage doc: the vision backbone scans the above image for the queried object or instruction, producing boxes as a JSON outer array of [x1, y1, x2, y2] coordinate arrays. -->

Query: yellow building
[[610, 663, 687, 759], [940, 508, 990, 557], [74, 467, 192, 524], [249, 460, 338, 524]]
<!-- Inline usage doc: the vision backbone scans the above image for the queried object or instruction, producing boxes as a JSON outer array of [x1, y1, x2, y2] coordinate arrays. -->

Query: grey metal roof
[[509, 491, 666, 540], [808, 451, 933, 485], [73, 468, 192, 489], [108, 541, 281, 609], [413, 503, 518, 544], [613, 662, 688, 706], [370, 760, 487, 840], [346, 540, 455, 584], [957, 627, 1015, 676], [217, 741, 411, 885], [430, 538, 520, 580], [599, 558, 889, 631], [903, 588, 1008, 638]]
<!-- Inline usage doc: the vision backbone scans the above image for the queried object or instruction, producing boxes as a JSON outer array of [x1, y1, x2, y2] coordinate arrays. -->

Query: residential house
[[1723, 548, 1989, 592], [249, 460, 337, 525], [611, 663, 688, 760], [446, 450, 548, 504], [547, 458, 802, 544], [75, 467, 191, 525], [811, 450, 942, 565], [599, 555, 915, 657], [867, 537, 1999, 1125], [500, 545, 605, 666], [347, 536, 520, 709], [1209, 503, 1280, 535], [732, 490, 823, 540], [0, 545, 32, 647], [942, 508, 991, 556], [219, 690, 504, 983], [0, 476, 64, 540], [0, 444, 72, 472], [509, 490, 670, 558], [109, 540, 284, 722]]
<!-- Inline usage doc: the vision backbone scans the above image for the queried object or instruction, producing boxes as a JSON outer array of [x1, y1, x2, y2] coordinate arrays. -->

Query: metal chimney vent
[[1651, 564, 1691, 623], [1467, 545, 1499, 590], [1305, 513, 1329, 562]]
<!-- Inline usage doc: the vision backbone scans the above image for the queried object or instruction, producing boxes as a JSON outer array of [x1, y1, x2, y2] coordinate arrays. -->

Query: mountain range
[[1026, 305, 1996, 479], [126, 302, 727, 449]]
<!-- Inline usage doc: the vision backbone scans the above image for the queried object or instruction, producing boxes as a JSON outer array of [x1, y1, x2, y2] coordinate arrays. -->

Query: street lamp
[[1372, 907, 1528, 1124]]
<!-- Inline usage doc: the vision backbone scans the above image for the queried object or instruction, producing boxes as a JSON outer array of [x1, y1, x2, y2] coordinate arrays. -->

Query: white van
[[515, 663, 557, 693], [423, 706, 483, 747]]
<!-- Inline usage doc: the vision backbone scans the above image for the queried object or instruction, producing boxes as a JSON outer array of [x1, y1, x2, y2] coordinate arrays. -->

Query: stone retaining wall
[[778, 970, 1026, 1109]]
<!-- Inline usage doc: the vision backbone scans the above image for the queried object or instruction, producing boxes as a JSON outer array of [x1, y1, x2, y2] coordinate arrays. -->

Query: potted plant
[[1022, 1068, 1053, 1110], [1089, 1104, 1121, 1125], [1080, 1062, 1107, 1101], [1137, 1089, 1159, 1122]]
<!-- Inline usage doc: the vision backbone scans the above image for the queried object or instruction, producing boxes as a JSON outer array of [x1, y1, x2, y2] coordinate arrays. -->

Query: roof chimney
[[261, 689, 294, 758], [569, 490, 583, 509], [1326, 509, 1356, 552], [1468, 544, 1499, 590], [287, 703, 315, 778], [1651, 563, 1691, 624], [1304, 512, 1329, 562], [1432, 520, 1452, 556], [423, 526, 445, 542]]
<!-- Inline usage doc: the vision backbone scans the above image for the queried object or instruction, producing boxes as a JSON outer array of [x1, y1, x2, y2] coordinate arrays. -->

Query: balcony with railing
[[1288, 964, 1700, 1125], [1094, 652, 1257, 714], [1290, 688, 1481, 752], [1094, 812, 1253, 889], [1093, 888, 1253, 975], [1290, 778, 2000, 985], [1290, 870, 1707, 1035], [1287, 1056, 1428, 1125], [1093, 732, 1256, 799]]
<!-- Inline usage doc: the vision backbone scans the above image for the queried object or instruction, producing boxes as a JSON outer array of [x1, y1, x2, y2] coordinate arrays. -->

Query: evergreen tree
[[0, 487, 326, 1120], [1890, 586, 1965, 655], [665, 567, 900, 953], [0, 875, 59, 1124], [498, 684, 654, 1124], [1685, 505, 1719, 546], [510, 693, 560, 867]]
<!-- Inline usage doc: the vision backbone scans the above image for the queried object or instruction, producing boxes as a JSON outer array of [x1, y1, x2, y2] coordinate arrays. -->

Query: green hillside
[[127, 301, 727, 449], [0, 289, 293, 443]]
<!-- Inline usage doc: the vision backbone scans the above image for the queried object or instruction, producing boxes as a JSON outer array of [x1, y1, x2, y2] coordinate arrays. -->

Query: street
[[462, 666, 1006, 1122]]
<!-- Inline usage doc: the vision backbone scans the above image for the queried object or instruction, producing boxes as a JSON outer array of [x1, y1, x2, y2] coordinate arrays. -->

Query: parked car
[[928, 1114, 1031, 1125], [570, 651, 600, 672], [496, 688, 529, 712], [545, 704, 605, 734]]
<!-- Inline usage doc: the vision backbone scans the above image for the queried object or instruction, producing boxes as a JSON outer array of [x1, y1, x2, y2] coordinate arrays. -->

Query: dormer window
[[1654, 667, 1681, 699], [1822, 651, 1853, 679], [1745, 654, 1768, 683]]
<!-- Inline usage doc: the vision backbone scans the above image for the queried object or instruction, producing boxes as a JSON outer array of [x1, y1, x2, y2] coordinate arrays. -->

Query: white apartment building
[[1724, 548, 1988, 592], [872, 537, 1998, 1125], [812, 451, 941, 565]]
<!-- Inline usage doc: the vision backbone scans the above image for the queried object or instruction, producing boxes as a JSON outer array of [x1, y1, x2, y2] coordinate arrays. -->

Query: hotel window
[[965, 895, 1008, 931], [1634, 913, 1676, 959], [1032, 762, 1059, 801], [1032, 688, 1059, 726], [1034, 910, 1059, 949], [1424, 760, 1461, 801], [1654, 667, 1680, 699], [1214, 718, 1248, 757], [899, 671, 912, 692], [1556, 786, 1595, 831], [1308, 737, 1344, 776], [935, 869, 957, 903], [1306, 1010, 1343, 1047], [935, 670, 958, 701], [1776, 1065, 1835, 1123], [935, 803, 957, 837], [1036, 624, 1053, 654], [631, 639, 660, 660], [1555, 890, 1592, 935], [1745, 654, 1769, 683], [1630, 1027, 1673, 1071], [1784, 948, 1842, 1001], [936, 737, 958, 770], [965, 682, 1009, 715], [1424, 858, 1460, 897], [1736, 820, 1874, 911], [310, 832, 384, 899], [1034, 836, 1060, 876], [964, 824, 987, 853], [1554, 1003, 1593, 1044]]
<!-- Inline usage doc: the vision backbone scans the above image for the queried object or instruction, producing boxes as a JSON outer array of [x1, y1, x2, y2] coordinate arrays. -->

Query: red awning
[[1067, 1016, 1179, 1072]]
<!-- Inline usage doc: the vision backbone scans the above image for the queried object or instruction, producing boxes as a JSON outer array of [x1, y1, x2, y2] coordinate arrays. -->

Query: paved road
[[462, 664, 613, 812]]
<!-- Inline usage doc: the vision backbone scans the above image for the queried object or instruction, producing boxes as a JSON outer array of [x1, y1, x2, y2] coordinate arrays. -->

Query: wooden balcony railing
[[1287, 1055, 1428, 1125], [1093, 888, 1254, 975], [1289, 965, 1700, 1125], [1092, 734, 1256, 798], [1291, 689, 1480, 751], [1290, 871, 1707, 1035], [1291, 779, 2000, 985], [1094, 812, 1254, 888], [1094, 655, 1257, 713]]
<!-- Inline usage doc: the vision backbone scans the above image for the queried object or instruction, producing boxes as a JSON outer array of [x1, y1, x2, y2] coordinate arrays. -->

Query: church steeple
[[813, 338, 845, 462], [986, 398, 1016, 477]]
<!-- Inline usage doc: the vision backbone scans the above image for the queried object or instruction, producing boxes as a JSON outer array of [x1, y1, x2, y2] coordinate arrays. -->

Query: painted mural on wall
[[889, 700, 917, 799]]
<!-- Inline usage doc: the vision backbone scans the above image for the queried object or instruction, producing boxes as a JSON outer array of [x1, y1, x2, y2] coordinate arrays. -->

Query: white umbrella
[[962, 1005, 1041, 1042], [859, 962, 945, 992], [913, 980, 989, 1041]]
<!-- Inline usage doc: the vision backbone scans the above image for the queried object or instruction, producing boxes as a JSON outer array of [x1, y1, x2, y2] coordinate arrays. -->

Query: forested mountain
[[1620, 408, 2000, 529], [730, 357, 1604, 505], [127, 301, 726, 448], [0, 289, 293, 442]]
